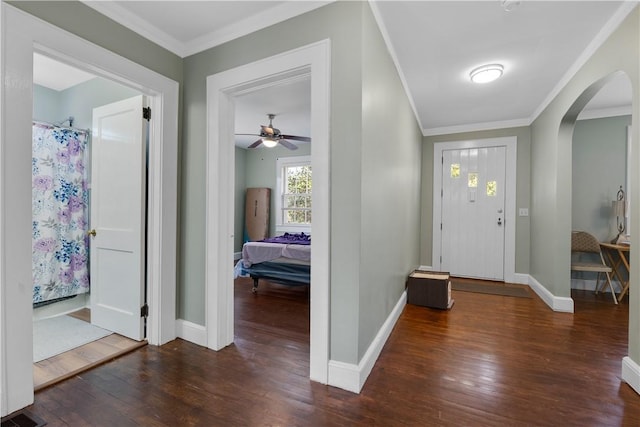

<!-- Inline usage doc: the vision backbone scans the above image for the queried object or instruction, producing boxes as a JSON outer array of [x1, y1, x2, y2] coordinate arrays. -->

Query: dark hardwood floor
[[16, 278, 640, 426]]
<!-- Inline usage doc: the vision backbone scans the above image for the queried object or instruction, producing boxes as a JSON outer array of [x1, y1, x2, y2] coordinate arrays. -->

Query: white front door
[[440, 146, 506, 280], [89, 95, 147, 341]]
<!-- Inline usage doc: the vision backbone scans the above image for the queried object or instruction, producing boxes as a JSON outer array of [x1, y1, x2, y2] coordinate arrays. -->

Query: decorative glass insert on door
[[451, 163, 460, 178], [468, 172, 478, 188], [487, 181, 497, 196]]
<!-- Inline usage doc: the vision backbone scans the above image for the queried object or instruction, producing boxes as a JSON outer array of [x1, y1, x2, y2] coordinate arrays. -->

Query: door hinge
[[143, 107, 151, 121], [440, 223, 442, 230], [440, 255, 442, 263], [141, 303, 149, 318], [441, 188, 443, 198]]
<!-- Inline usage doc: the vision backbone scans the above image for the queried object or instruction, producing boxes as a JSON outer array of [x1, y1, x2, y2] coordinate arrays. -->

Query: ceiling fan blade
[[281, 135, 311, 142], [248, 139, 263, 149], [279, 139, 299, 150]]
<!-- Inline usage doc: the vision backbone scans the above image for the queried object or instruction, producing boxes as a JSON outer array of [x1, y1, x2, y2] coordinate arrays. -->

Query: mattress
[[241, 241, 311, 267]]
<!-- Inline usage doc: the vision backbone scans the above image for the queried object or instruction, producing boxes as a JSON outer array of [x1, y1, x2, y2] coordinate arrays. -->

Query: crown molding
[[422, 118, 530, 137], [81, 1, 185, 56], [82, 1, 333, 58], [368, 0, 426, 133], [183, 1, 332, 58], [529, 1, 637, 123], [577, 105, 632, 121]]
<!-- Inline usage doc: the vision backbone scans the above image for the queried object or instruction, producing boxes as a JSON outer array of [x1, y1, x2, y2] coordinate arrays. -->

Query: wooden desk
[[599, 242, 630, 303]]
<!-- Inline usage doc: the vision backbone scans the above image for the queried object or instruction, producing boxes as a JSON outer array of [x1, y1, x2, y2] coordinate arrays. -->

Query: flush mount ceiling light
[[501, 0, 521, 12], [470, 64, 504, 84]]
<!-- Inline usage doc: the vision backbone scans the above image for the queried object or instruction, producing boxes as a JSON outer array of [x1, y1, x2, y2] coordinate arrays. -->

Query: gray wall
[[357, 5, 422, 359], [423, 126, 532, 275], [182, 1, 422, 364], [530, 8, 639, 362], [33, 84, 61, 123], [181, 0, 367, 357], [19, 0, 640, 373], [572, 116, 630, 242], [57, 78, 140, 130], [234, 147, 247, 253], [34, 79, 139, 130]]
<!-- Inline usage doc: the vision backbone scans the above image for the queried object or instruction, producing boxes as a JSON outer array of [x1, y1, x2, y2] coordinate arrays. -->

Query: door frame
[[0, 4, 178, 415], [432, 137, 517, 283], [205, 40, 331, 383]]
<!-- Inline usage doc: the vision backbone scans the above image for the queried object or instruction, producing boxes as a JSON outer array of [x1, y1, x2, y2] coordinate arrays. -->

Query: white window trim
[[276, 155, 312, 234]]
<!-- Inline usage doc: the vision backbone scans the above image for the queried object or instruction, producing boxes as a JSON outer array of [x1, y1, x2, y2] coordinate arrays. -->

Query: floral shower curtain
[[32, 122, 90, 304]]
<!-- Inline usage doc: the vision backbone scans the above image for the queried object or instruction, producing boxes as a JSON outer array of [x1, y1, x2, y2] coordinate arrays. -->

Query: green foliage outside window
[[283, 165, 312, 224]]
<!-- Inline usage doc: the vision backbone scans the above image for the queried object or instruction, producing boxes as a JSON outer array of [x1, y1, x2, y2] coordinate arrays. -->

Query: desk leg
[[602, 251, 621, 294], [616, 249, 630, 303]]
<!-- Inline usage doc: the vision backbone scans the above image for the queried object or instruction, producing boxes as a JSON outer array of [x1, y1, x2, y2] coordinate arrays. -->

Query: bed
[[235, 233, 311, 292]]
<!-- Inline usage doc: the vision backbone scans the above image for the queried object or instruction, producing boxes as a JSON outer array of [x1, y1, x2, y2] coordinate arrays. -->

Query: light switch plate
[[519, 208, 529, 217]]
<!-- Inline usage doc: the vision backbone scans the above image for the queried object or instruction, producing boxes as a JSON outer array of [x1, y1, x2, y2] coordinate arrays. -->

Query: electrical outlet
[[519, 208, 529, 217]]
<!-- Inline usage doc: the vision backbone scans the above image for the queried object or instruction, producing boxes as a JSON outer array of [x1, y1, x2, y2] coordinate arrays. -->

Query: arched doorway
[[569, 73, 632, 301], [560, 71, 633, 304]]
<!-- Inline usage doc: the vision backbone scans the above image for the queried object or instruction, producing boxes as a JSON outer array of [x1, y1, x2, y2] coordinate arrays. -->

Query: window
[[276, 156, 311, 233]]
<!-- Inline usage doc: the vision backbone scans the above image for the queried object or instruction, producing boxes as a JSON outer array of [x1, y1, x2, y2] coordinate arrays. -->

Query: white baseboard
[[418, 269, 572, 312], [175, 319, 207, 347], [419, 268, 528, 286], [512, 273, 529, 285], [328, 290, 407, 393], [622, 356, 640, 396], [234, 252, 242, 261], [529, 275, 574, 313]]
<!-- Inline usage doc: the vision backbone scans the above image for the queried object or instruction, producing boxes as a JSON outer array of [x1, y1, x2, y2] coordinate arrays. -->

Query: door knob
[[87, 229, 97, 237]]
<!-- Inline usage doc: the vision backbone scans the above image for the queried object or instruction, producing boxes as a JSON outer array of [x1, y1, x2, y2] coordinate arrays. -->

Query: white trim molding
[[420, 266, 529, 286], [528, 275, 574, 313], [82, 1, 332, 58], [205, 40, 331, 383], [512, 273, 530, 285], [328, 291, 407, 393], [176, 319, 207, 347], [622, 356, 640, 396]]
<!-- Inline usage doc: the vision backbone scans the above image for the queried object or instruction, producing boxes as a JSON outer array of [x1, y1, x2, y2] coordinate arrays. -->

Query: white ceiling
[[33, 53, 96, 91], [39, 1, 634, 139]]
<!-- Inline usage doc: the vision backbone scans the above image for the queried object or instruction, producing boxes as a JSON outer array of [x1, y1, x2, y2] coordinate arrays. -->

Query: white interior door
[[440, 146, 506, 280], [90, 95, 147, 340]]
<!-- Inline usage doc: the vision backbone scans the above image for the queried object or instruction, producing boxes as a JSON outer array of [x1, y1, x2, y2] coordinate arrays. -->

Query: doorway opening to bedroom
[[31, 52, 149, 390], [232, 75, 312, 370], [205, 40, 330, 383]]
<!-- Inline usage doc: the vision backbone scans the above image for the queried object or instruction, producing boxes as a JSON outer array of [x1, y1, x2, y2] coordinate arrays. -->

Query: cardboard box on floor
[[406, 270, 454, 310]]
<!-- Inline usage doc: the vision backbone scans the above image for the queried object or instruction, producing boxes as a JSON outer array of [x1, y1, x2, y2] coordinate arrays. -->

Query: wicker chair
[[571, 231, 617, 304]]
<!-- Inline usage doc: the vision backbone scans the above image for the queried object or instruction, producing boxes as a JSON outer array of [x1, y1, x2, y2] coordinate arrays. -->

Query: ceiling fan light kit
[[470, 64, 504, 84], [261, 137, 279, 148]]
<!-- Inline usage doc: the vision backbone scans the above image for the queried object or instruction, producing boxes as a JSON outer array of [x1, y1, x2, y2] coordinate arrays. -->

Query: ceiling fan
[[237, 114, 311, 150]]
